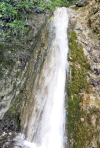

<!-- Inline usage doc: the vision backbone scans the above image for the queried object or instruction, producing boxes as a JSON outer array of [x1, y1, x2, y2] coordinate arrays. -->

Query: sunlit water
[[15, 7, 69, 148]]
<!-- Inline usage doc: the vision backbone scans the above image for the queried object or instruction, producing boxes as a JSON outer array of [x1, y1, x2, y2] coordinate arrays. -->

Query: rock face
[[20, 16, 56, 137], [76, 0, 86, 6], [88, 1, 100, 34], [0, 10, 51, 148], [67, 0, 100, 147], [76, 0, 91, 6]]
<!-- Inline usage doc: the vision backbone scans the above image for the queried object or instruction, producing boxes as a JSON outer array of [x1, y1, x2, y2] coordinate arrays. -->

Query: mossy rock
[[7, 91, 26, 130], [67, 30, 91, 147]]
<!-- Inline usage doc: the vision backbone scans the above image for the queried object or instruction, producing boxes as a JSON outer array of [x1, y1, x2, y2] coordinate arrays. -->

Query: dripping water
[[15, 7, 69, 148]]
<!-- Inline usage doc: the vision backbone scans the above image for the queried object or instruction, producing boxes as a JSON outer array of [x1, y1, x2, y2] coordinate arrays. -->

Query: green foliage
[[93, 8, 99, 14], [95, 0, 100, 2], [67, 95, 79, 135], [0, 0, 34, 38], [0, 0, 55, 38], [75, 6, 79, 10], [97, 142, 100, 147], [51, 0, 70, 7], [67, 30, 91, 146], [74, 119, 90, 148], [0, 0, 79, 39], [98, 34, 100, 39]]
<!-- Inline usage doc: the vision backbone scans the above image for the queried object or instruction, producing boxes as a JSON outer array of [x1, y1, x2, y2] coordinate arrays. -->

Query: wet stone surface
[[0, 132, 16, 148], [0, 9, 52, 148]]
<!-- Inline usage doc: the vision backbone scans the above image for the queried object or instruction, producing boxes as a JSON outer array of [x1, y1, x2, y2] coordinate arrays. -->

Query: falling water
[[16, 7, 69, 148]]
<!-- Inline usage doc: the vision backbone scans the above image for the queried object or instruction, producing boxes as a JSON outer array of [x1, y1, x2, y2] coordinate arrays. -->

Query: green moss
[[8, 92, 23, 115], [74, 121, 90, 148], [75, 6, 79, 10], [67, 31, 91, 147], [97, 141, 100, 147], [89, 106, 100, 115], [50, 0, 70, 7], [7, 92, 24, 128], [16, 71, 20, 78], [7, 107, 14, 116]]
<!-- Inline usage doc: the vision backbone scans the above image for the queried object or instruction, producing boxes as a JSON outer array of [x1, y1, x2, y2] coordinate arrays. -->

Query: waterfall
[[16, 7, 69, 148]]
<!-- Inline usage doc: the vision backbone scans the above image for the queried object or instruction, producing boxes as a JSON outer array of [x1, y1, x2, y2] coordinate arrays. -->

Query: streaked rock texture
[[0, 10, 51, 148]]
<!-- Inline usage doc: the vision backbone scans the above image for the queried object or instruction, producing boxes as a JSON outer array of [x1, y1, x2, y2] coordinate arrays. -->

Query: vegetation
[[75, 6, 79, 10], [0, 0, 53, 38], [0, 0, 79, 40], [67, 30, 91, 147], [98, 34, 100, 39], [7, 91, 25, 129], [95, 0, 100, 2]]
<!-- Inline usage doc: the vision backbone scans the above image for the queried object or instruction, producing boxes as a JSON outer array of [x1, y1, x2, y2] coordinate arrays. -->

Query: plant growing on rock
[[0, 0, 80, 40], [0, 0, 72, 39], [67, 30, 91, 147], [98, 34, 100, 39], [95, 0, 100, 2]]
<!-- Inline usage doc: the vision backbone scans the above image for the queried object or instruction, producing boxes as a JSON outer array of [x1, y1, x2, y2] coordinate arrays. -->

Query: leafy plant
[[0, 0, 55, 38], [98, 34, 100, 39], [0, 0, 79, 39]]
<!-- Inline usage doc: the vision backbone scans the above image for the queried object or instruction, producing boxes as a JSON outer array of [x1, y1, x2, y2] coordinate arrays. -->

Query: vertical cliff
[[67, 0, 100, 147], [0, 0, 100, 147], [0, 10, 52, 148]]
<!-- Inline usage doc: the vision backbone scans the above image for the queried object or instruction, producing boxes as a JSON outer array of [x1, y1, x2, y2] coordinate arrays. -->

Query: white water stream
[[16, 7, 69, 148]]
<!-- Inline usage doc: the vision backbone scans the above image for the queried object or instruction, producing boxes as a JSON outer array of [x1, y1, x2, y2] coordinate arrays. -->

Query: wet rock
[[70, 5, 76, 9], [0, 96, 4, 102], [0, 104, 6, 110], [0, 9, 52, 148], [94, 68, 100, 75], [0, 112, 20, 134], [76, 0, 90, 7], [76, 0, 85, 7], [0, 132, 17, 148], [93, 57, 99, 63], [0, 10, 51, 120], [92, 82, 97, 87], [92, 78, 100, 86]]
